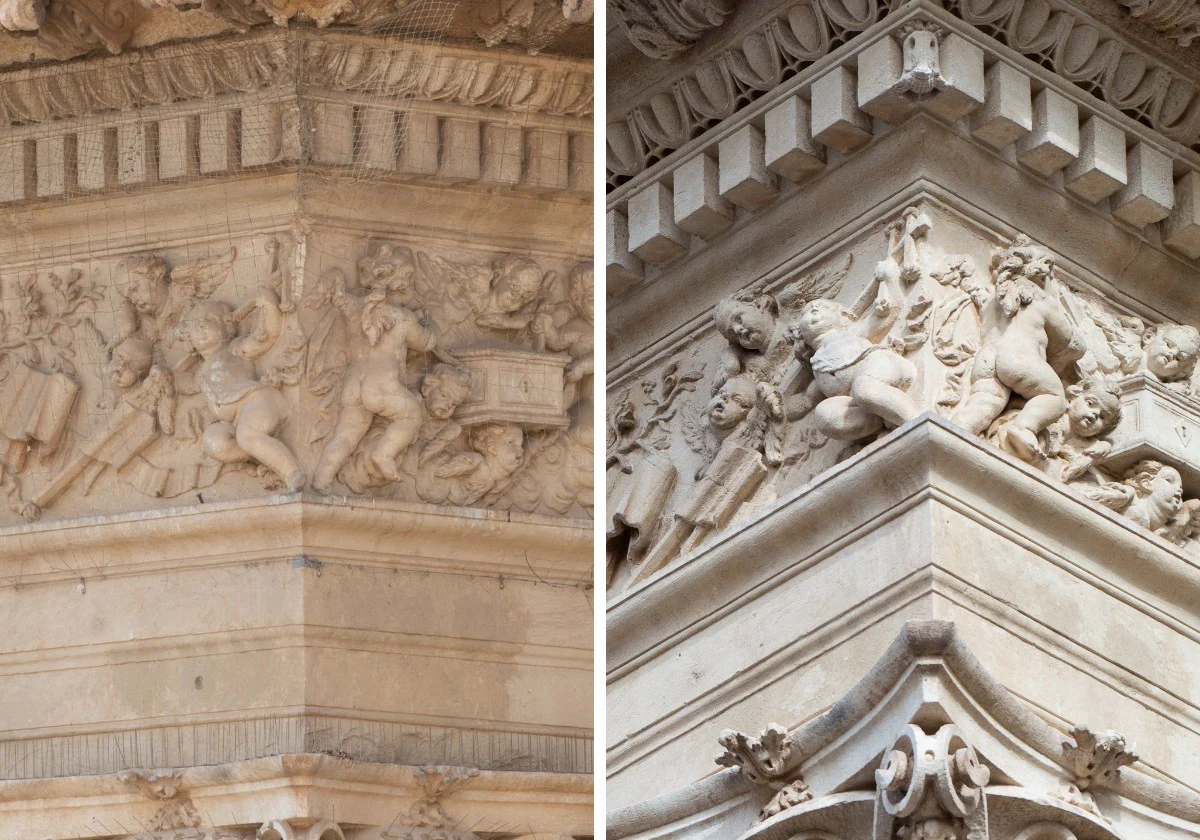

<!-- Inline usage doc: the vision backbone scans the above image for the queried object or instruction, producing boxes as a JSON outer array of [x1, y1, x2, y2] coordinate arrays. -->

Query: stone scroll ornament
[[0, 241, 590, 525]]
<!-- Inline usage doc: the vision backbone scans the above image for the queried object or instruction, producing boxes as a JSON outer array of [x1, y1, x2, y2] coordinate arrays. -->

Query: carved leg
[[311, 407, 373, 493], [814, 396, 884, 441], [850, 377, 920, 429], [203, 422, 248, 464], [950, 377, 1009, 435], [236, 391, 304, 492], [369, 418, 421, 483], [1004, 363, 1067, 461]]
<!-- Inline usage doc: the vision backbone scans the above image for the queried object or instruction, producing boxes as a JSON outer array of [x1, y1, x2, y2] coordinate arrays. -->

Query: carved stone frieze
[[0, 237, 591, 525], [472, 0, 593, 53], [0, 0, 44, 31], [1117, 0, 1200, 45], [118, 768, 202, 831], [607, 204, 1200, 589]]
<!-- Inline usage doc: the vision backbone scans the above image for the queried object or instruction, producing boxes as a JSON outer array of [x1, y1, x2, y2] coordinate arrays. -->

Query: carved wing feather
[[172, 248, 237, 306], [416, 252, 492, 324], [775, 253, 854, 313]]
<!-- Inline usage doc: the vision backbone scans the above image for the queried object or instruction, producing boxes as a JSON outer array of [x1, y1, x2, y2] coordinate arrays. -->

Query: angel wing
[[415, 252, 492, 327], [775, 253, 854, 314], [162, 248, 237, 337]]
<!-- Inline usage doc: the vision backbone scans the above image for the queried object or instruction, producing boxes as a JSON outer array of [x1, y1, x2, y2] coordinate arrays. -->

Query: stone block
[[312, 102, 354, 166], [1162, 171, 1200, 259], [607, 209, 644, 293], [75, 128, 109, 190], [35, 135, 67, 197], [856, 36, 908, 124], [627, 181, 690, 264], [357, 107, 398, 171], [399, 111, 440, 175], [674, 154, 734, 239], [1112, 143, 1174, 227], [156, 117, 193, 180], [811, 65, 872, 152], [116, 123, 149, 185], [764, 95, 825, 182], [1016, 88, 1079, 176], [570, 132, 592, 192], [926, 33, 985, 121], [718, 124, 778, 211], [199, 110, 236, 173], [440, 117, 481, 181], [525, 129, 570, 191], [453, 348, 569, 428], [971, 62, 1032, 149], [482, 123, 523, 185], [1064, 116, 1126, 203], [240, 102, 282, 167]]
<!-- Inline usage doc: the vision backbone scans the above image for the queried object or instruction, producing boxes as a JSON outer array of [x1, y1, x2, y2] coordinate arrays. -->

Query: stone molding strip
[[606, 3, 1200, 295], [607, 0, 1200, 186], [0, 30, 592, 127], [0, 714, 593, 780], [606, 620, 1200, 838]]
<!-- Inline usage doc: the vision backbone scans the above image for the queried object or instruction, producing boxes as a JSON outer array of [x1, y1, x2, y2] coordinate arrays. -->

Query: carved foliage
[[610, 0, 735, 59]]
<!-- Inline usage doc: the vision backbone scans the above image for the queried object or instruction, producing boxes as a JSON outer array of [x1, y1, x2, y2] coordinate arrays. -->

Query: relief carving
[[609, 207, 1200, 589], [118, 769, 202, 831], [609, 0, 736, 60], [716, 723, 812, 821], [0, 238, 589, 525], [382, 766, 482, 840]]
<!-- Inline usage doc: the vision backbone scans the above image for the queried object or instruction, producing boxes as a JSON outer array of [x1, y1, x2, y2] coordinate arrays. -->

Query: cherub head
[[472, 422, 525, 476], [104, 336, 153, 389], [420, 364, 472, 421], [492, 256, 545, 314], [184, 300, 237, 357], [992, 234, 1053, 289], [1123, 459, 1184, 525], [713, 296, 775, 352], [1065, 377, 1122, 439], [121, 255, 171, 315], [568, 263, 594, 323], [707, 375, 757, 431], [791, 298, 853, 348], [358, 243, 416, 299], [1143, 323, 1200, 382], [901, 819, 959, 840]]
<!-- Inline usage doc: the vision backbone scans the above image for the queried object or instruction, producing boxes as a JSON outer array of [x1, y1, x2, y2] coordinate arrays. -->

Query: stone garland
[[607, 207, 1200, 587]]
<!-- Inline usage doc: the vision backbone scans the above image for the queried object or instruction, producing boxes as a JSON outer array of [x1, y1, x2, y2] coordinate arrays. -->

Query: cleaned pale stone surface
[[1016, 88, 1080, 175], [608, 208, 644, 291], [1065, 116, 1127, 202], [629, 181, 691, 263], [674, 154, 734, 239], [1163, 170, 1200, 258], [811, 65, 872, 152], [970, 62, 1032, 149], [1113, 143, 1175, 227], [764, 96, 825, 183], [719, 125, 779, 211]]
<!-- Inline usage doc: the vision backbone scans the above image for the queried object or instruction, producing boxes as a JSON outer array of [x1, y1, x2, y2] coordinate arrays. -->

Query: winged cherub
[[110, 250, 237, 353]]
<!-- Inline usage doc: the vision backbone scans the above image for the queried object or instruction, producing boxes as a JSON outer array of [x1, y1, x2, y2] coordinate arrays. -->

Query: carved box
[[454, 348, 570, 428], [1102, 374, 1200, 492]]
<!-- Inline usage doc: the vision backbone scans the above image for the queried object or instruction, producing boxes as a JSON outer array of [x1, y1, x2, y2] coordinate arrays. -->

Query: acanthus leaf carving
[[716, 723, 812, 822], [118, 768, 202, 831], [1062, 725, 1138, 789], [0, 0, 43, 31]]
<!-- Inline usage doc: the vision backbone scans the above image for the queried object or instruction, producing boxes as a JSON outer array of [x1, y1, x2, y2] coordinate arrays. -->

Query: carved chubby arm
[[233, 288, 285, 360], [419, 422, 464, 467]]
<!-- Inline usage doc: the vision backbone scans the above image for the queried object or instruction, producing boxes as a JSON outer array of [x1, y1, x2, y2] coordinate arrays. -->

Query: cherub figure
[[111, 250, 237, 351], [476, 255, 549, 333], [711, 294, 784, 393], [1043, 377, 1123, 483], [423, 422, 526, 507], [1142, 323, 1200, 391], [952, 235, 1085, 462], [640, 375, 773, 576], [310, 244, 457, 493], [414, 363, 474, 469], [533, 262, 593, 408], [1082, 459, 1200, 543], [184, 290, 304, 492], [779, 262, 919, 442]]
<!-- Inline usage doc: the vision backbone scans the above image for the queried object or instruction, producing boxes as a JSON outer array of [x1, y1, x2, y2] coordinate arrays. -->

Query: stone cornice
[[0, 0, 593, 64], [0, 29, 593, 128], [607, 0, 1200, 188]]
